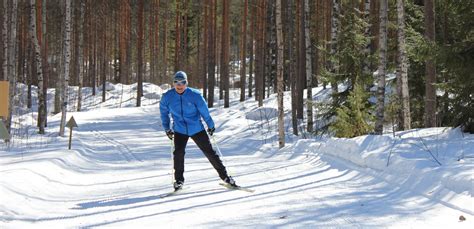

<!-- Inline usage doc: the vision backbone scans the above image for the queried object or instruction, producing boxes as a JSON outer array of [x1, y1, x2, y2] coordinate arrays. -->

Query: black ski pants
[[173, 130, 228, 183]]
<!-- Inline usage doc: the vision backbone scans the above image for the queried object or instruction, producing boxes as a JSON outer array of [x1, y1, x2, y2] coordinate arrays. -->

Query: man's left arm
[[195, 93, 215, 129]]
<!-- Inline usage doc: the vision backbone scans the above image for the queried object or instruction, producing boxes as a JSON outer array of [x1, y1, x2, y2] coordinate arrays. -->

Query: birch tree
[[59, 0, 72, 137], [375, 0, 388, 134], [41, 0, 48, 127], [6, 0, 18, 132], [276, 0, 285, 148], [30, 0, 46, 134], [396, 0, 411, 130]]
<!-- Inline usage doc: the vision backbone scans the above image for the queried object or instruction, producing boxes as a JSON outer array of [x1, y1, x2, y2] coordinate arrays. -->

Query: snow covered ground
[[1, 83, 473, 228]]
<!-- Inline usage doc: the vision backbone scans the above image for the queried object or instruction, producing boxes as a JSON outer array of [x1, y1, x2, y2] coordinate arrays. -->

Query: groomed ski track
[[1, 99, 472, 228]]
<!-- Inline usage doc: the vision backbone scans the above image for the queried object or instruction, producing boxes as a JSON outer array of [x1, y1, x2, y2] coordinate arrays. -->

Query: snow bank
[[299, 127, 474, 198]]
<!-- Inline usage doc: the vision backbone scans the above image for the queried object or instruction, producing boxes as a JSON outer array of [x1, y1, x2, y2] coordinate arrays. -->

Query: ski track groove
[[89, 123, 143, 162], [245, 156, 361, 228]]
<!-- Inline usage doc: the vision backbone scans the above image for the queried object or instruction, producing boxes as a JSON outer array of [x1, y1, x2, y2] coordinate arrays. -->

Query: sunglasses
[[174, 80, 187, 86]]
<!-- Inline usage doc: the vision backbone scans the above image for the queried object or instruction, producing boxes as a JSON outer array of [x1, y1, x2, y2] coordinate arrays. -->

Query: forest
[[1, 0, 473, 145]]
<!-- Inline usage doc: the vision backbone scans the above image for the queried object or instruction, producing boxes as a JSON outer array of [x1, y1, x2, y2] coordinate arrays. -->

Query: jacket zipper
[[180, 95, 189, 135]]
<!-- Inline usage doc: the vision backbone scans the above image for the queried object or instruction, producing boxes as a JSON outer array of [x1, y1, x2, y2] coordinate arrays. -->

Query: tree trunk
[[27, 41, 33, 109], [162, 1, 168, 82], [174, 0, 181, 72], [221, 0, 230, 108], [256, 0, 265, 107], [2, 0, 7, 81], [370, 0, 379, 56], [330, 0, 339, 94], [295, 0, 304, 121], [276, 0, 285, 148], [362, 0, 371, 77], [59, 0, 72, 137], [17, 7, 26, 92], [239, 0, 248, 102], [304, 0, 313, 133], [266, 1, 276, 97], [207, 0, 216, 108], [396, 0, 411, 130], [288, 0, 298, 136], [30, 0, 45, 134], [248, 0, 255, 98], [125, 1, 131, 84], [148, 0, 155, 84], [77, 0, 84, 111], [55, 0, 63, 115], [375, 0, 388, 134], [42, 0, 49, 127], [202, 0, 208, 100], [136, 0, 144, 107], [424, 0, 436, 127], [119, 0, 127, 84], [182, 0, 188, 75], [101, 1, 107, 103], [6, 0, 18, 132]]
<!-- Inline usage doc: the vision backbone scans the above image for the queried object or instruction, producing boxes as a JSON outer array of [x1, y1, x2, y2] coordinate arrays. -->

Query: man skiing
[[159, 71, 236, 191]]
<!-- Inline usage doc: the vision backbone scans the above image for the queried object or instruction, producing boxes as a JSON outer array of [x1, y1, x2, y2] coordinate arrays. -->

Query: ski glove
[[166, 129, 174, 140], [207, 127, 215, 136]]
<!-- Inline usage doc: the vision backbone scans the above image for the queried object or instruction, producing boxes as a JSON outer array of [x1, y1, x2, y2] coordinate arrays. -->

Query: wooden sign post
[[0, 81, 9, 120], [0, 120, 9, 142], [66, 116, 78, 149]]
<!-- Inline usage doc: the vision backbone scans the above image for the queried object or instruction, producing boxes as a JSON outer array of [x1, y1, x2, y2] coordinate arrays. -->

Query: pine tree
[[331, 84, 373, 138], [374, 0, 388, 135], [239, 0, 247, 102], [319, 0, 373, 135], [424, 0, 436, 128]]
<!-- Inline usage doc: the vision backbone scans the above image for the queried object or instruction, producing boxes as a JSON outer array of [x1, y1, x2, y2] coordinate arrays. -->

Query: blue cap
[[174, 71, 187, 81]]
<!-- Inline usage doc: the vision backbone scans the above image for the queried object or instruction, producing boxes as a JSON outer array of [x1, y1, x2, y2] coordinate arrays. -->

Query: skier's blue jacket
[[159, 87, 215, 136]]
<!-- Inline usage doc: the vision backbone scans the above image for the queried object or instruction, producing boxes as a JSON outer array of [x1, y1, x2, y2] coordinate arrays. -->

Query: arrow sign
[[66, 116, 78, 129], [66, 116, 78, 149]]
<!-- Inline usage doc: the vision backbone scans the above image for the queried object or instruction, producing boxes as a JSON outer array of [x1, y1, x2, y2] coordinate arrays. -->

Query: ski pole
[[210, 134, 233, 176], [170, 138, 175, 185], [211, 135, 224, 158]]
